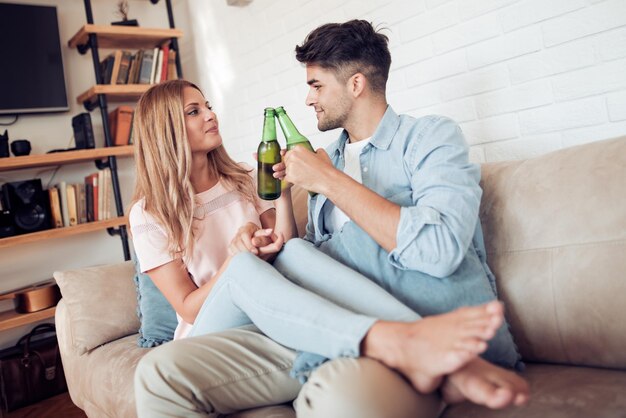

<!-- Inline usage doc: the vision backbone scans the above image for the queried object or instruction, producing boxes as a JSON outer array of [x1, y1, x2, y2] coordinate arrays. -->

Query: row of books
[[48, 169, 115, 228], [100, 45, 178, 85]]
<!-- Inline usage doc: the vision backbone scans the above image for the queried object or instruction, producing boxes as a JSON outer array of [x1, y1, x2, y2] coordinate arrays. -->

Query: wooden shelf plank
[[76, 84, 151, 105], [68, 24, 183, 50], [0, 146, 133, 172], [0, 217, 128, 249], [0, 307, 56, 332]]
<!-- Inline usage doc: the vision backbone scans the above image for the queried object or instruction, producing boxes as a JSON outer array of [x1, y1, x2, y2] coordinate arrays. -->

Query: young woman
[[129, 79, 506, 395]]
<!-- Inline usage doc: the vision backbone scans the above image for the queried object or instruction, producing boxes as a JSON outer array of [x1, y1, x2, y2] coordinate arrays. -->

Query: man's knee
[[134, 343, 179, 394], [295, 358, 442, 418]]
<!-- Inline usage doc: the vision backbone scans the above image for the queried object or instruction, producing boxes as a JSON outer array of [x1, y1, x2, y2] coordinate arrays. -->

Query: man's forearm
[[321, 170, 400, 252]]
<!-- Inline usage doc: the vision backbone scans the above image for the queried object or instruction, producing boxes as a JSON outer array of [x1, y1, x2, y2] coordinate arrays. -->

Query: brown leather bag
[[0, 324, 68, 412]]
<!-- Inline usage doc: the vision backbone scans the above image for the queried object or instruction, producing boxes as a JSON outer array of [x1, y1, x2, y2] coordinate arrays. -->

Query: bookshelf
[[0, 307, 56, 332], [68, 24, 182, 50], [76, 85, 152, 105], [0, 0, 184, 333], [0, 146, 133, 172]]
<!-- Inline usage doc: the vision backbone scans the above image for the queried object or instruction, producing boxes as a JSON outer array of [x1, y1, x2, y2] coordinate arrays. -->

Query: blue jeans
[[189, 241, 418, 360], [315, 222, 522, 370]]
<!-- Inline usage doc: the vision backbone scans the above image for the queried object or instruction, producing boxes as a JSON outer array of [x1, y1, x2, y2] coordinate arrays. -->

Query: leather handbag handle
[[17, 324, 56, 355]]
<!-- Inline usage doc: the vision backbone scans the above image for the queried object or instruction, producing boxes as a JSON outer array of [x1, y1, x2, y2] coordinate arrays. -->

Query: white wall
[[0, 0, 192, 348], [185, 0, 626, 165]]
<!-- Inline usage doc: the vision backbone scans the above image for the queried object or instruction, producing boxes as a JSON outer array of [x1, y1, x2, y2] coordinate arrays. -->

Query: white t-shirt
[[326, 137, 370, 233]]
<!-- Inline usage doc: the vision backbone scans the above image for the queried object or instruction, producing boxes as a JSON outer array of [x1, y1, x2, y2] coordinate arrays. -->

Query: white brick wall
[[186, 0, 626, 163]]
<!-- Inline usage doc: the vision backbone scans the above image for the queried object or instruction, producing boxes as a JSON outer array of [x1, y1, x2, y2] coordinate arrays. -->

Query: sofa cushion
[[134, 260, 177, 347], [54, 261, 140, 355], [441, 363, 626, 418], [479, 136, 626, 368]]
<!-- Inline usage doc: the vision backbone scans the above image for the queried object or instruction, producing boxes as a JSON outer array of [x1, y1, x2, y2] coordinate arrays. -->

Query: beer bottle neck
[[262, 115, 277, 142], [277, 113, 307, 144]]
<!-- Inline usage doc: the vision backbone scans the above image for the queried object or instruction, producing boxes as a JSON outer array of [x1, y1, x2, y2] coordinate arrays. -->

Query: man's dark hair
[[295, 20, 391, 95]]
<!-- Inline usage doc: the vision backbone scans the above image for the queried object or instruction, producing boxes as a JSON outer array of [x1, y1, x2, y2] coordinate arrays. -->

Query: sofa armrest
[[54, 261, 139, 355]]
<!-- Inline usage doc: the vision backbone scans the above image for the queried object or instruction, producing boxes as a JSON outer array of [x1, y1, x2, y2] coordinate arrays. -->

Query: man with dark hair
[[282, 19, 530, 411]]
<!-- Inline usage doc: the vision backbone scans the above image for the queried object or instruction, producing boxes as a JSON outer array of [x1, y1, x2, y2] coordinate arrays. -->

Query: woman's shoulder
[[128, 198, 157, 227]]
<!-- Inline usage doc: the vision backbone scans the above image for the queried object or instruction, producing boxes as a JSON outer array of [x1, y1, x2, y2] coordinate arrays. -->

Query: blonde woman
[[130, 80, 508, 417]]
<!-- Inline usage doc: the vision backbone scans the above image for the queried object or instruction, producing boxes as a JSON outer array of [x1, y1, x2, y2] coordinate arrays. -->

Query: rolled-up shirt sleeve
[[388, 117, 482, 278]]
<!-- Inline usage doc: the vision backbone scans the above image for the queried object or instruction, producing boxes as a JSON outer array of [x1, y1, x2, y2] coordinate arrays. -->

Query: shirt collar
[[328, 105, 400, 157]]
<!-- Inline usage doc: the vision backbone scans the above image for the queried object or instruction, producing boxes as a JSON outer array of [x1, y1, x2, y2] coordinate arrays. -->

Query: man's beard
[[317, 98, 351, 132]]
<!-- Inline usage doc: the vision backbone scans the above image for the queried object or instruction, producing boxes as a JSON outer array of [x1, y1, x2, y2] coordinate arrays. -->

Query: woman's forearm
[[274, 188, 298, 240]]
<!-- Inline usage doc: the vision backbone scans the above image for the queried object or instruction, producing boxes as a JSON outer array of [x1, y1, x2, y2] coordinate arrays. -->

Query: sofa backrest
[[479, 136, 626, 369]]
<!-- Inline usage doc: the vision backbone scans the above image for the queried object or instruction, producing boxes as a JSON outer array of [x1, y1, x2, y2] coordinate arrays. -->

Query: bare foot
[[441, 357, 530, 409], [362, 301, 505, 394]]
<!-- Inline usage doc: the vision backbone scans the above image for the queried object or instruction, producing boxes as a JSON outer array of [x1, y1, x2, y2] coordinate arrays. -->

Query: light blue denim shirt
[[305, 106, 490, 281]]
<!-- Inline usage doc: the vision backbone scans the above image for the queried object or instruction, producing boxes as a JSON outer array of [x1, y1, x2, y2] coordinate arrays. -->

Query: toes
[[455, 339, 488, 354], [486, 388, 515, 409]]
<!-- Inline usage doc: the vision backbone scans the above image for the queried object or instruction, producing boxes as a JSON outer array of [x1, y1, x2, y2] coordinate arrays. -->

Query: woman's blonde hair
[[132, 79, 256, 258]]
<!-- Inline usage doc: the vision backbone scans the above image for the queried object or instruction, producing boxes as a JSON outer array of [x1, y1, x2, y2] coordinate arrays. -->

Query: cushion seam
[[487, 238, 626, 256]]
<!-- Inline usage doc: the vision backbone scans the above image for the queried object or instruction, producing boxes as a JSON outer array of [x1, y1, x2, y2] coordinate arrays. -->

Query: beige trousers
[[134, 326, 441, 418]]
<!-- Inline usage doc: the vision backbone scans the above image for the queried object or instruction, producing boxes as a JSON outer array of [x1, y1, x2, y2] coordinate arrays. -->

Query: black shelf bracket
[[83, 99, 98, 112], [77, 41, 91, 55], [95, 158, 110, 170], [107, 227, 121, 237]]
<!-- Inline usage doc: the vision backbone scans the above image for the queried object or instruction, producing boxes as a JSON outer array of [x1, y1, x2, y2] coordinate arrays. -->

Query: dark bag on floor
[[0, 323, 68, 412]]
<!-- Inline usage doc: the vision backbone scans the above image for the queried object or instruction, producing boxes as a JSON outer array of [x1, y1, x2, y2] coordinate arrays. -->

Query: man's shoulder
[[398, 113, 459, 132]]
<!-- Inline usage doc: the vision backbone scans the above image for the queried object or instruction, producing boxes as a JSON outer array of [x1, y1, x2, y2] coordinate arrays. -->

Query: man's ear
[[349, 73, 367, 98]]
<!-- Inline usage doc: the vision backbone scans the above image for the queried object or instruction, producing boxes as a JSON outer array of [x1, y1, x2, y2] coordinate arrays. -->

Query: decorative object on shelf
[[111, 0, 138, 27], [0, 179, 52, 236], [0, 130, 9, 158], [0, 324, 68, 413], [0, 280, 61, 313], [10, 139, 31, 157], [72, 113, 95, 150]]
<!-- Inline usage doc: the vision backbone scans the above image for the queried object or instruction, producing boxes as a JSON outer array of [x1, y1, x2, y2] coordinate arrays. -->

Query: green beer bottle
[[275, 106, 317, 197], [257, 107, 281, 200], [275, 106, 315, 153]]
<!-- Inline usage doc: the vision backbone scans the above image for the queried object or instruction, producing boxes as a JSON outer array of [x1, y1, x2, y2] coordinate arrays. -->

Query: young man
[[133, 20, 529, 418], [281, 19, 530, 409]]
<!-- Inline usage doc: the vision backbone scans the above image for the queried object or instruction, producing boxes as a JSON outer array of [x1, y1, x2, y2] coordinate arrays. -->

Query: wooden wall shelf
[[0, 307, 56, 332], [76, 84, 152, 105], [0, 217, 128, 249], [0, 146, 134, 172], [68, 24, 183, 50]]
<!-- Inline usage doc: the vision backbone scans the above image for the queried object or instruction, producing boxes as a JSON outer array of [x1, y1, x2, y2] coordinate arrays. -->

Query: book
[[109, 50, 123, 85], [47, 187, 63, 228], [154, 48, 163, 84], [128, 49, 144, 84], [66, 184, 78, 226], [167, 49, 177, 80], [57, 181, 69, 227], [116, 50, 133, 84], [76, 183, 87, 224], [99, 55, 115, 84], [85, 173, 98, 222], [97, 170, 105, 221], [108, 106, 134, 146], [149, 47, 159, 84], [138, 49, 154, 84], [160, 45, 169, 82], [85, 182, 94, 223]]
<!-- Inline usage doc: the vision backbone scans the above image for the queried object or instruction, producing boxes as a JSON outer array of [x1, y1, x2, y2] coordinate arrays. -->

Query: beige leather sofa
[[55, 136, 626, 417]]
